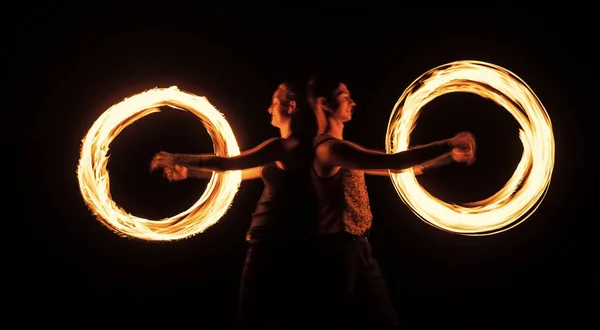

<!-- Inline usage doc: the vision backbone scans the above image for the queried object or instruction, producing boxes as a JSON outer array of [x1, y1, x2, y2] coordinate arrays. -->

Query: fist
[[450, 132, 476, 165], [450, 132, 476, 151], [164, 164, 188, 182], [150, 151, 175, 171], [451, 147, 476, 165]]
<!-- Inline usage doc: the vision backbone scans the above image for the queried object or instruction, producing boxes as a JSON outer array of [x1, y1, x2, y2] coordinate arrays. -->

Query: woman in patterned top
[[149, 82, 319, 329], [305, 75, 476, 329]]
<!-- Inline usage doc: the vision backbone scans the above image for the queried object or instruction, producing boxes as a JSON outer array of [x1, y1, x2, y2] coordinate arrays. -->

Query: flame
[[385, 60, 555, 236], [77, 86, 242, 241]]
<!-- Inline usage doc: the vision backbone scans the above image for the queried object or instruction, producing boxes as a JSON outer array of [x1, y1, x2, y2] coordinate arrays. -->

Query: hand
[[449, 131, 476, 151], [163, 164, 188, 182], [150, 151, 175, 171], [451, 147, 476, 165], [449, 132, 476, 166]]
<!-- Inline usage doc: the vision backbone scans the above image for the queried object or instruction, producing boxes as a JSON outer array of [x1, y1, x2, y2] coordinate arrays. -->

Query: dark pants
[[311, 232, 401, 329], [236, 237, 313, 330]]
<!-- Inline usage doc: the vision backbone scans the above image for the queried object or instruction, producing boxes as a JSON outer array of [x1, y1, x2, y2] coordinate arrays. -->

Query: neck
[[279, 125, 292, 138], [326, 118, 344, 139]]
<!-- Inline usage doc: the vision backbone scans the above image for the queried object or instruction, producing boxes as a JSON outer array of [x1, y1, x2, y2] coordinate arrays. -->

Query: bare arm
[[364, 152, 455, 176], [186, 166, 262, 181], [363, 169, 409, 176], [316, 139, 453, 171], [170, 137, 296, 171], [182, 167, 212, 179]]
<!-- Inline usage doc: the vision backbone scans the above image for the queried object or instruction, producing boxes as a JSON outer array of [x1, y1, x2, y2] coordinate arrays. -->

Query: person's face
[[331, 83, 356, 122], [267, 90, 294, 128]]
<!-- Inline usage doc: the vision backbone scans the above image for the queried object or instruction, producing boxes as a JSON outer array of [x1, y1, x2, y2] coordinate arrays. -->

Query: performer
[[305, 75, 476, 329], [150, 82, 319, 329], [150, 79, 473, 329]]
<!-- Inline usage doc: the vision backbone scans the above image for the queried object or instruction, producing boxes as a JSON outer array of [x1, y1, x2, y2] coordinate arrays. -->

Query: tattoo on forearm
[[172, 154, 204, 167]]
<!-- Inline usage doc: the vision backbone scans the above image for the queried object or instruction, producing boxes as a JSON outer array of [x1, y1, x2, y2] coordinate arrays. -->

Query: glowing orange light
[[386, 60, 555, 236], [77, 86, 241, 241]]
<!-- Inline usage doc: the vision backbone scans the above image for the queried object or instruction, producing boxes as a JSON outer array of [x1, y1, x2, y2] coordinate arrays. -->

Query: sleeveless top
[[310, 134, 372, 236], [246, 140, 317, 241]]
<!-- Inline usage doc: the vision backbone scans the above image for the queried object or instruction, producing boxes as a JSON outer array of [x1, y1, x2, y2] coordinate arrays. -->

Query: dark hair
[[278, 81, 317, 144], [275, 82, 298, 105], [305, 75, 347, 134], [306, 76, 344, 112]]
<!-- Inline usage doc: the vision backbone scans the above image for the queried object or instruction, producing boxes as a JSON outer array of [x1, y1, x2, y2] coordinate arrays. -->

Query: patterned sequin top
[[311, 134, 372, 236]]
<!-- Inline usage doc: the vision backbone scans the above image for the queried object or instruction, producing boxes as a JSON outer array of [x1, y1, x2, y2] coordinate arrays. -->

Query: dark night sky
[[15, 3, 596, 328]]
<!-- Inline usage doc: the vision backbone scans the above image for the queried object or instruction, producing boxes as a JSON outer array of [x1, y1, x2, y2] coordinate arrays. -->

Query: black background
[[15, 3, 596, 328]]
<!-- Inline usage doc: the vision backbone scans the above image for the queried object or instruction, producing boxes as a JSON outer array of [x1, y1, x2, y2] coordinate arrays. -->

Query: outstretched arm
[[364, 152, 455, 176], [185, 166, 262, 181], [316, 132, 474, 171], [317, 139, 449, 170], [151, 137, 298, 172], [163, 165, 262, 182]]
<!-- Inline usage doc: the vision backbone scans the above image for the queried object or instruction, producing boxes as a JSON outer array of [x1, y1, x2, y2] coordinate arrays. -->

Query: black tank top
[[246, 143, 317, 241]]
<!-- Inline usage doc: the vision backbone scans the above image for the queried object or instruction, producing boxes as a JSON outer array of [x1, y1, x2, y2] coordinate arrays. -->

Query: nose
[[268, 106, 273, 114]]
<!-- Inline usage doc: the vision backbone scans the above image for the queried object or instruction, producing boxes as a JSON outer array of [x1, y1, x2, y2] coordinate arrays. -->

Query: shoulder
[[253, 137, 289, 154], [314, 134, 339, 147], [315, 136, 353, 158]]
